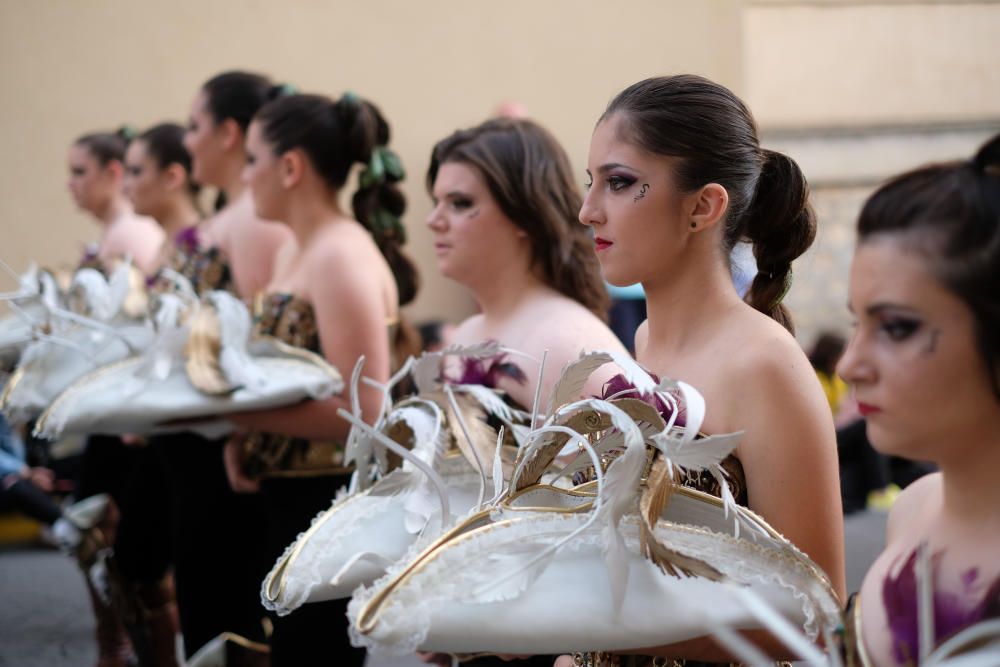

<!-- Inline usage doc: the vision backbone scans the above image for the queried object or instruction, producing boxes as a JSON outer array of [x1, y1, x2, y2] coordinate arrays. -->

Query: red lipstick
[[857, 402, 881, 416], [594, 237, 612, 251]]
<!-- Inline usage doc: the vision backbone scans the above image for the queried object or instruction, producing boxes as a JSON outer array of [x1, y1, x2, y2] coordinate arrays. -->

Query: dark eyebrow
[[865, 302, 920, 317], [444, 191, 470, 199], [596, 162, 636, 174]]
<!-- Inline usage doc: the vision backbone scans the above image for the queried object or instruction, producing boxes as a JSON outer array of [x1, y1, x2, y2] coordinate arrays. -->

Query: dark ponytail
[[742, 149, 816, 333], [604, 75, 816, 333], [254, 92, 422, 364], [75, 125, 135, 166], [857, 133, 1000, 400]]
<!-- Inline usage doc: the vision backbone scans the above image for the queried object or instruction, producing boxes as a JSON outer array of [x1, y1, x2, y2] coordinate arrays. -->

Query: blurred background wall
[[1, 0, 998, 347]]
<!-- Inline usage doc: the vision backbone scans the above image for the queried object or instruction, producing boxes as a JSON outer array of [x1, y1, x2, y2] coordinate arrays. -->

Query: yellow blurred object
[[0, 512, 43, 544], [817, 371, 849, 415], [867, 484, 901, 512]]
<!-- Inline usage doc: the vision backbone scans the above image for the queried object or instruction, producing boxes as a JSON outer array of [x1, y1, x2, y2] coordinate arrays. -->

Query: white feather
[[545, 349, 658, 416], [329, 552, 396, 587], [453, 383, 515, 423]]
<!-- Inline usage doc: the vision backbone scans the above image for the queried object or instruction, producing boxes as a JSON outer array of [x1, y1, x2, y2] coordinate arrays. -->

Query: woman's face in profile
[[425, 161, 527, 286], [67, 144, 115, 215], [837, 235, 998, 462], [123, 140, 165, 218]]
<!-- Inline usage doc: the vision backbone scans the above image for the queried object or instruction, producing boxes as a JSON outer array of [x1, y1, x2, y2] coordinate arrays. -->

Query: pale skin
[[223, 120, 398, 492], [122, 138, 201, 269], [427, 161, 626, 409], [838, 237, 1000, 666], [182, 90, 291, 299], [556, 115, 846, 663], [68, 143, 164, 276]]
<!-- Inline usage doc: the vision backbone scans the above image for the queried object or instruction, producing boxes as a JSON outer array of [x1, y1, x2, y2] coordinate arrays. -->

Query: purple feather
[[176, 225, 200, 253], [445, 353, 527, 390], [883, 547, 1000, 663], [600, 373, 684, 427]]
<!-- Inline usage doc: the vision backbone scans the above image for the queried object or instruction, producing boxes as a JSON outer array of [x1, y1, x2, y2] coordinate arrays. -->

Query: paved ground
[[0, 511, 886, 666]]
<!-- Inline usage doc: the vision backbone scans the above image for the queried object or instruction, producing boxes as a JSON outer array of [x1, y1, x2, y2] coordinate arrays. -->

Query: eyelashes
[[880, 317, 921, 342], [583, 175, 637, 192], [608, 175, 636, 192]]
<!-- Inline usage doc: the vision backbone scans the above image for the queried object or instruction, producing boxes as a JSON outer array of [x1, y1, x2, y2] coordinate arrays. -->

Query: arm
[[228, 243, 391, 441], [228, 218, 291, 299], [101, 218, 164, 276], [735, 337, 847, 601]]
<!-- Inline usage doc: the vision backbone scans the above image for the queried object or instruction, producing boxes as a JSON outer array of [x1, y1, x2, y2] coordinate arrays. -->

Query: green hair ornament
[[371, 208, 407, 246], [360, 147, 405, 188]]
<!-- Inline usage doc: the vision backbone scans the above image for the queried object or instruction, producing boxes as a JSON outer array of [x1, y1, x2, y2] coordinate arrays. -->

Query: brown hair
[[427, 118, 609, 320], [603, 75, 816, 333], [857, 133, 1000, 400]]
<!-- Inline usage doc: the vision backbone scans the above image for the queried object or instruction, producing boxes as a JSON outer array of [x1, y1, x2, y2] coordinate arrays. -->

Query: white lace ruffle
[[348, 512, 840, 655]]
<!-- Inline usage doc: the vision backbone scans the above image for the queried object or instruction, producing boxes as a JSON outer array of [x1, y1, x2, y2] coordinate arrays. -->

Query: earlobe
[[689, 183, 729, 232], [164, 165, 184, 192], [281, 151, 302, 188], [220, 119, 242, 151]]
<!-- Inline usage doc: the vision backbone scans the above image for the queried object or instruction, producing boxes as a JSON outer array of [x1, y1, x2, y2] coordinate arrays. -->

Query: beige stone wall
[[0, 0, 742, 323], [743, 1, 1000, 347], [3, 0, 997, 343]]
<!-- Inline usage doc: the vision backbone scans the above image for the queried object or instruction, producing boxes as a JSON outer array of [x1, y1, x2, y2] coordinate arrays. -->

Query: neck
[[468, 255, 550, 321], [284, 190, 344, 247], [938, 419, 1000, 525], [217, 156, 247, 202], [95, 196, 129, 226], [156, 198, 200, 241], [642, 249, 744, 359]]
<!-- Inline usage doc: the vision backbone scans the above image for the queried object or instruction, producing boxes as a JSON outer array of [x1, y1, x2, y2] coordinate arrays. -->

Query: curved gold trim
[[503, 483, 598, 514], [0, 366, 25, 409], [264, 482, 374, 602], [35, 355, 143, 435], [356, 508, 495, 634], [854, 594, 874, 667], [357, 479, 840, 635]]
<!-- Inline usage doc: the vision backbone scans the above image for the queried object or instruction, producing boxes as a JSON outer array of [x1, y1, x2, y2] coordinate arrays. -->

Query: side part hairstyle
[[254, 92, 419, 307], [139, 122, 202, 200], [857, 134, 1000, 400], [75, 126, 135, 166], [427, 118, 610, 320], [603, 74, 816, 333]]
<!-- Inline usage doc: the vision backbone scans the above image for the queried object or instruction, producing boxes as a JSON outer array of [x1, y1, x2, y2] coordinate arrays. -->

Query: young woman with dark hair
[[70, 127, 164, 275], [426, 117, 624, 408], [182, 71, 291, 298], [565, 74, 845, 665], [224, 91, 420, 666], [838, 134, 1000, 665], [123, 123, 201, 256]]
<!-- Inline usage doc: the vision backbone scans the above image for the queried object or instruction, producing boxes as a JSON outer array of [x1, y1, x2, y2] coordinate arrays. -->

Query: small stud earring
[[690, 222, 697, 229]]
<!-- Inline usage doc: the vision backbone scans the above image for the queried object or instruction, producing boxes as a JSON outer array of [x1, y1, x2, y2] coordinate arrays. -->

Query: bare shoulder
[[725, 310, 815, 390], [449, 314, 487, 347], [886, 472, 940, 545], [533, 293, 625, 354]]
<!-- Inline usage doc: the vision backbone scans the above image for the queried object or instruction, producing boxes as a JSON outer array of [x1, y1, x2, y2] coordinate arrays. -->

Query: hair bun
[[973, 134, 1000, 175], [116, 125, 137, 142], [266, 82, 297, 102]]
